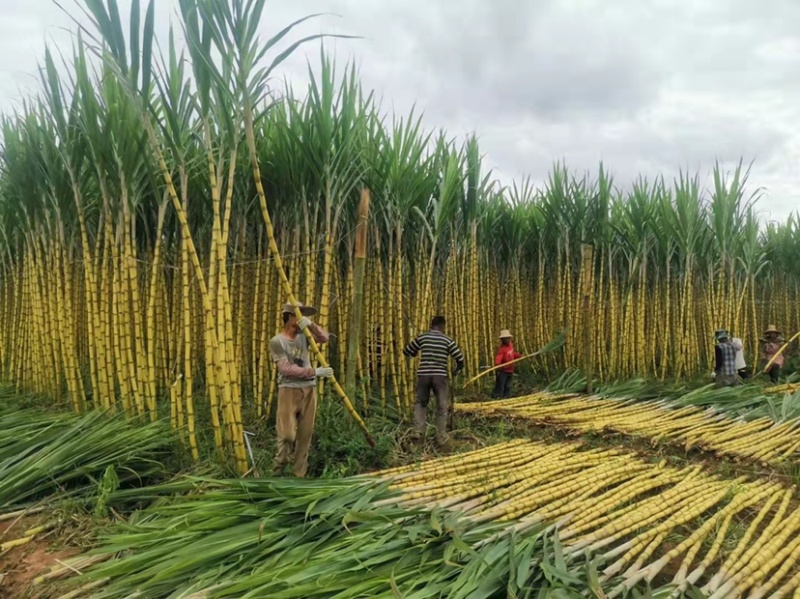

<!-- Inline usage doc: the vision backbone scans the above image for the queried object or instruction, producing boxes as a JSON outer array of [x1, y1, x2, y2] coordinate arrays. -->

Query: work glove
[[453, 365, 464, 377], [298, 317, 312, 331], [315, 367, 334, 379]]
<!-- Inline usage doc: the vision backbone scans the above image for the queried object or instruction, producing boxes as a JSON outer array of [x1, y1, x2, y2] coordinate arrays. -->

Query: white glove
[[315, 367, 334, 379], [710, 371, 716, 379], [298, 317, 312, 331]]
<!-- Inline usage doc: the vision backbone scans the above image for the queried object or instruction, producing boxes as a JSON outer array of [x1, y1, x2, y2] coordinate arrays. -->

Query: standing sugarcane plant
[[189, 0, 374, 445], [345, 188, 370, 402], [4, 0, 800, 468], [62, 0, 375, 462]]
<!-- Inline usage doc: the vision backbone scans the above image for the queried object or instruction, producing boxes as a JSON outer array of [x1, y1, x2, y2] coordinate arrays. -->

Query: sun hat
[[764, 324, 781, 335], [499, 329, 513, 339], [282, 302, 318, 316]]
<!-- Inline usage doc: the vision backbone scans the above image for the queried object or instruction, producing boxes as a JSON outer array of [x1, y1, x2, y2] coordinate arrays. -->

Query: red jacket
[[495, 343, 522, 374]]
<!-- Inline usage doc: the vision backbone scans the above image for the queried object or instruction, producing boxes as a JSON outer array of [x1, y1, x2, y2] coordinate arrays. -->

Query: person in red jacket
[[493, 330, 522, 398]]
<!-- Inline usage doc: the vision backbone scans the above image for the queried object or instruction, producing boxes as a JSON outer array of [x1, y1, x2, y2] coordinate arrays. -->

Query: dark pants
[[766, 364, 781, 383], [493, 371, 513, 398], [715, 373, 739, 387], [414, 375, 449, 443]]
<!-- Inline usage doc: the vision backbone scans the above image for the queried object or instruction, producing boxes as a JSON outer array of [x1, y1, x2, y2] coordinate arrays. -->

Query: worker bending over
[[403, 316, 465, 446], [493, 329, 522, 398], [270, 303, 333, 477]]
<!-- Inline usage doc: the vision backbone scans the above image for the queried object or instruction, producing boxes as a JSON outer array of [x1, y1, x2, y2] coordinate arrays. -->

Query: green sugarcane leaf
[[430, 510, 442, 534], [141, 0, 155, 96]]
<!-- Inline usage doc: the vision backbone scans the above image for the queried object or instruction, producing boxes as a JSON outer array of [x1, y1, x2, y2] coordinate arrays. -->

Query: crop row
[[375, 439, 800, 598], [457, 391, 800, 466]]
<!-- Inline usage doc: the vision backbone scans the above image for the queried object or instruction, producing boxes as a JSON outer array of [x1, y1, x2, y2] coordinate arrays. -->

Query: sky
[[1, 0, 799, 222]]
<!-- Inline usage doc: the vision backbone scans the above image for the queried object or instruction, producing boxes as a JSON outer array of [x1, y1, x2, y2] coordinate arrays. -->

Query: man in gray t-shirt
[[270, 302, 333, 477]]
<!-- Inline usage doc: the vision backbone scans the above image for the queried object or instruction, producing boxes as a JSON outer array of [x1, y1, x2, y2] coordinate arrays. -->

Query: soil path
[[0, 517, 79, 599]]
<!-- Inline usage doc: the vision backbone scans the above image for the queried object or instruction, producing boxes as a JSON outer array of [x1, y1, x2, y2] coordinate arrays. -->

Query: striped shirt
[[403, 330, 465, 377]]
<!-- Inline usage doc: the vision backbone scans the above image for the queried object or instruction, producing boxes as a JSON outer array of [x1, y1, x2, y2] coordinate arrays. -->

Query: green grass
[[6, 377, 799, 598]]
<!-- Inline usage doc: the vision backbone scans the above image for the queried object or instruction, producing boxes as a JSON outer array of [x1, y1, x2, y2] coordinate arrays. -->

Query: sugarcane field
[[3, 0, 800, 597]]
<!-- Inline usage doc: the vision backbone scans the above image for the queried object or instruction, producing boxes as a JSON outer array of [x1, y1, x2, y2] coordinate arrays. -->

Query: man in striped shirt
[[403, 315, 465, 445]]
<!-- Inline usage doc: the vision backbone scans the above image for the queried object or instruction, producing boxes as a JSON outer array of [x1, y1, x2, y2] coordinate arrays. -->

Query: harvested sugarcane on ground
[[32, 439, 800, 598], [3, 0, 800, 596]]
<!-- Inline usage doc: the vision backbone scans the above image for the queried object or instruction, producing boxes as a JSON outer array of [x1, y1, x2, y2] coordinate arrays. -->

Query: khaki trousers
[[274, 385, 317, 477]]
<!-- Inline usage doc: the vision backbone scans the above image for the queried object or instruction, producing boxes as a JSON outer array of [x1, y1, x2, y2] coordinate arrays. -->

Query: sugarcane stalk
[[345, 189, 370, 400], [582, 244, 594, 393], [464, 331, 566, 386], [761, 330, 800, 374], [243, 102, 374, 447]]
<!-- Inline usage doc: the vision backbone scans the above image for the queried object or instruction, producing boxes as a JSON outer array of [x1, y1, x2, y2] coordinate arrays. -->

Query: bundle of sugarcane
[[0, 405, 174, 561], [457, 390, 800, 465], [55, 439, 800, 598], [0, 407, 172, 511], [373, 440, 800, 598], [51, 476, 599, 598], [766, 382, 800, 395]]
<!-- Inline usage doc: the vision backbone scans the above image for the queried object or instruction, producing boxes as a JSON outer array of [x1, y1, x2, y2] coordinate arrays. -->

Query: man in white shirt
[[731, 336, 748, 380]]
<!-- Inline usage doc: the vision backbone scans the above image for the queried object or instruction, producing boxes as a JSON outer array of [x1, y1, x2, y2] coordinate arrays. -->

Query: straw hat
[[282, 302, 317, 316], [764, 324, 781, 335], [498, 329, 513, 339]]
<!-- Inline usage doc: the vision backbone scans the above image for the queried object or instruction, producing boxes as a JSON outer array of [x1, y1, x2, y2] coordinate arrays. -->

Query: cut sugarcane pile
[[373, 439, 800, 598], [766, 383, 800, 395], [456, 391, 800, 465]]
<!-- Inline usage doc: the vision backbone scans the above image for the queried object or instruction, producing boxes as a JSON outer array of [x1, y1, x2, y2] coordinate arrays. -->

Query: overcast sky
[[2, 0, 799, 221]]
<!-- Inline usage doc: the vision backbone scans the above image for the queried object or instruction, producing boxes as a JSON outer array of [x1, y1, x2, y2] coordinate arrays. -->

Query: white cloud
[[1, 0, 798, 220]]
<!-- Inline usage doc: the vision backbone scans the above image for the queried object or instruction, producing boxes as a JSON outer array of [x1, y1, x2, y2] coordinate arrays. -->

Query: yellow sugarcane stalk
[[243, 103, 374, 447], [762, 331, 800, 374], [1, 535, 37, 551], [465, 352, 540, 386], [465, 331, 566, 386], [0, 524, 52, 551]]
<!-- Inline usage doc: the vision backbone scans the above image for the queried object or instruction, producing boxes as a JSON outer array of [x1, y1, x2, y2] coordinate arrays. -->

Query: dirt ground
[[0, 517, 79, 599]]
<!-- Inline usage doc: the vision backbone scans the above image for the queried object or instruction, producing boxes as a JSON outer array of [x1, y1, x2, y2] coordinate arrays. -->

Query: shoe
[[408, 430, 423, 443]]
